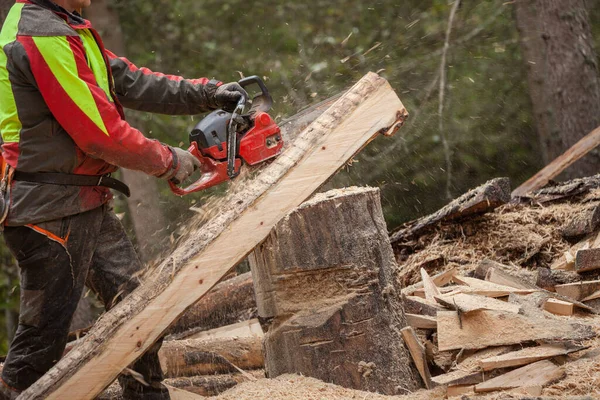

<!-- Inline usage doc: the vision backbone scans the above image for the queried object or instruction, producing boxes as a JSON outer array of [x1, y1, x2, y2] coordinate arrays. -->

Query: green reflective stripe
[[78, 29, 112, 101], [32, 35, 108, 136], [0, 3, 25, 143]]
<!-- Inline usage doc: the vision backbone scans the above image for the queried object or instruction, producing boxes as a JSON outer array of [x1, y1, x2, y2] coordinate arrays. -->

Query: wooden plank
[[185, 319, 262, 341], [420, 268, 441, 301], [474, 360, 565, 392], [555, 280, 600, 301], [406, 314, 437, 330], [582, 290, 600, 302], [166, 385, 207, 400], [437, 310, 594, 352], [576, 248, 600, 273], [447, 385, 475, 397], [543, 298, 574, 316], [435, 293, 520, 314], [401, 267, 456, 297], [479, 344, 581, 371], [22, 73, 407, 400], [452, 276, 537, 297], [391, 177, 511, 243], [511, 125, 600, 197], [484, 267, 538, 290], [400, 327, 433, 389], [403, 295, 445, 317], [431, 369, 483, 386]]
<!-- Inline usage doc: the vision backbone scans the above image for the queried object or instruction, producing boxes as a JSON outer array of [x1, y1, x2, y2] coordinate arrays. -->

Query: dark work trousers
[[0, 205, 169, 399]]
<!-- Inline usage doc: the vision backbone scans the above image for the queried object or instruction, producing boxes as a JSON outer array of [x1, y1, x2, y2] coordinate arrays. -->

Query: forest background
[[0, 0, 599, 352]]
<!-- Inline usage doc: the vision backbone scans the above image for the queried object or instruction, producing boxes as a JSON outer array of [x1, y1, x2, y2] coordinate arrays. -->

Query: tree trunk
[[85, 0, 168, 262], [515, 0, 600, 179], [21, 73, 406, 400], [248, 187, 421, 395]]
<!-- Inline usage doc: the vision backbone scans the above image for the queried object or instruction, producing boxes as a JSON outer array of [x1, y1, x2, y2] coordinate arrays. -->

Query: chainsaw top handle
[[238, 75, 272, 114]]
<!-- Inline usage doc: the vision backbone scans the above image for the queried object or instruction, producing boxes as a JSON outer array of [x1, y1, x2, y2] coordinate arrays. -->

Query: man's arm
[[106, 50, 220, 115], [15, 34, 177, 178]]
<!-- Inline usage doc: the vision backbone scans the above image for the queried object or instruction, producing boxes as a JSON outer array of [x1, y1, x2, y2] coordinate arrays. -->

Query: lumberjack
[[0, 0, 247, 398]]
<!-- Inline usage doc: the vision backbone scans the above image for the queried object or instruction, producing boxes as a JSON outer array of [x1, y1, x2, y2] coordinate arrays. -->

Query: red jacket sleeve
[[17, 34, 174, 177], [106, 50, 221, 115]]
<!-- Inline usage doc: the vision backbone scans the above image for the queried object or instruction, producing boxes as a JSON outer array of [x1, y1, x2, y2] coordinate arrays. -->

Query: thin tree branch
[[439, 0, 461, 200]]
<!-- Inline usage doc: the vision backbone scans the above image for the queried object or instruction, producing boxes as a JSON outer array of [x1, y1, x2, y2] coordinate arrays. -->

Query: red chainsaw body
[[168, 111, 283, 196]]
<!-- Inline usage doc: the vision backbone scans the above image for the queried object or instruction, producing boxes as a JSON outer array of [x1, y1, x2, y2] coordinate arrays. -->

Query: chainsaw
[[169, 76, 283, 196]]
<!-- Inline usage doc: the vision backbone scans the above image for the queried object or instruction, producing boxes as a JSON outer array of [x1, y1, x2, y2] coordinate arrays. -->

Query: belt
[[13, 171, 131, 197]]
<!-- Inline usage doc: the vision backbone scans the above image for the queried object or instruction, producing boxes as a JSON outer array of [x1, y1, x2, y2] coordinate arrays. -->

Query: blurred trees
[[515, 0, 600, 179]]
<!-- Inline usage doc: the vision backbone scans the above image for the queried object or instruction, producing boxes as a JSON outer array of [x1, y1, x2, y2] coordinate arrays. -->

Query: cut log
[[402, 295, 445, 317], [164, 371, 264, 397], [543, 298, 574, 316], [555, 280, 600, 301], [474, 360, 565, 393], [511, 125, 600, 197], [516, 174, 600, 204], [437, 310, 594, 352], [185, 319, 262, 341], [536, 267, 581, 290], [420, 268, 441, 301], [158, 335, 263, 378], [390, 177, 511, 243], [479, 344, 582, 371], [169, 272, 256, 336], [400, 327, 433, 389], [435, 293, 520, 314], [249, 187, 420, 394], [21, 73, 407, 400], [406, 314, 437, 330], [576, 248, 600, 273], [560, 205, 600, 240]]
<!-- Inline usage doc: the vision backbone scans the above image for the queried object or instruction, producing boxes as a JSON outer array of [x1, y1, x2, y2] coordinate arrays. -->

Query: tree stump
[[248, 187, 421, 395]]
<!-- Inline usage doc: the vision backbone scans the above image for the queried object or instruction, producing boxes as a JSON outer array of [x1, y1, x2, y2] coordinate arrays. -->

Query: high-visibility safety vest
[[0, 0, 218, 226]]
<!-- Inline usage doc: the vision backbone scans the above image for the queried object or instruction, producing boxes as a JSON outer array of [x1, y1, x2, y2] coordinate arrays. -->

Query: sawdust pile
[[395, 189, 600, 287], [210, 374, 445, 400]]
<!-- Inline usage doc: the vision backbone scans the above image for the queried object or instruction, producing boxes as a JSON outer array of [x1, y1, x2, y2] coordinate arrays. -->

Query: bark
[[515, 0, 600, 179], [21, 73, 406, 399], [249, 187, 421, 395], [158, 336, 263, 378], [85, 0, 168, 262]]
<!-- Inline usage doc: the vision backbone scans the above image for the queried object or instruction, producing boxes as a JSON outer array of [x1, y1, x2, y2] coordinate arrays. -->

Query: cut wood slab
[[165, 385, 207, 400], [165, 371, 264, 397], [406, 314, 437, 330], [582, 290, 600, 302], [401, 267, 456, 297], [400, 327, 433, 389], [21, 73, 408, 400], [420, 268, 441, 301], [403, 295, 446, 317], [452, 275, 537, 297], [560, 205, 600, 240], [555, 280, 600, 301], [483, 265, 538, 290], [437, 310, 594, 352], [447, 385, 475, 397], [474, 360, 565, 393], [543, 298, 574, 316], [576, 248, 600, 273], [479, 344, 582, 371], [390, 177, 511, 243], [435, 293, 521, 314], [511, 125, 600, 197], [185, 319, 263, 341], [431, 369, 483, 387]]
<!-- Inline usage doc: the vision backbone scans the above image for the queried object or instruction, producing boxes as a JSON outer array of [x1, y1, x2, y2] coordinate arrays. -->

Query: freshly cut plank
[[165, 385, 207, 400], [402, 267, 456, 296], [403, 295, 445, 317], [406, 314, 437, 330], [543, 298, 574, 316], [22, 73, 407, 400], [555, 280, 600, 301], [474, 360, 564, 393], [420, 268, 441, 301], [185, 319, 263, 341], [431, 369, 483, 386], [447, 385, 475, 397], [400, 327, 433, 389], [511, 125, 600, 197], [452, 275, 537, 297], [437, 310, 594, 351], [484, 266, 538, 290], [582, 290, 600, 302], [435, 293, 520, 314], [479, 344, 581, 371]]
